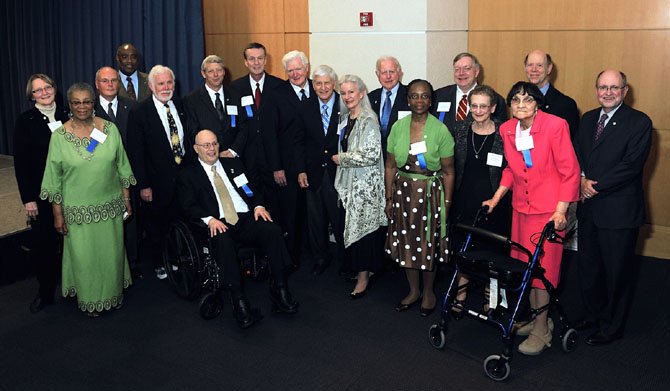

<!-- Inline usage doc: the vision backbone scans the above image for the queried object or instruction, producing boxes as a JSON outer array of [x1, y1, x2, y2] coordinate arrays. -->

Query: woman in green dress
[[40, 82, 136, 317]]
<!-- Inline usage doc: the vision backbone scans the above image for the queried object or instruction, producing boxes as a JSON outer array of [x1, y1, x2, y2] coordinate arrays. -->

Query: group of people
[[13, 43, 651, 357]]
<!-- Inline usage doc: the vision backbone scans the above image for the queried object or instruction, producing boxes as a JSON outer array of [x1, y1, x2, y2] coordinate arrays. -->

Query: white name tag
[[233, 173, 249, 187], [397, 111, 411, 120], [241, 96, 254, 107], [436, 102, 451, 112], [487, 153, 503, 167], [90, 128, 107, 144], [337, 120, 347, 135], [489, 278, 499, 310], [47, 121, 62, 133], [516, 135, 534, 151], [226, 105, 238, 116], [409, 141, 427, 155]]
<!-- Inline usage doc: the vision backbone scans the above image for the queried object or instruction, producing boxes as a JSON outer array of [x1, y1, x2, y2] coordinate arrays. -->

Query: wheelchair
[[162, 219, 270, 320], [428, 207, 578, 381]]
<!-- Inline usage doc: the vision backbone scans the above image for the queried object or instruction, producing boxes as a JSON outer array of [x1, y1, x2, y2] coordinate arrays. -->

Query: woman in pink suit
[[483, 82, 580, 355]]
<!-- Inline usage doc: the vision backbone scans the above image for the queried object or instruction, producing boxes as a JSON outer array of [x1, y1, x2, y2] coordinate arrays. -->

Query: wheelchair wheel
[[561, 328, 578, 352], [428, 324, 446, 349], [484, 354, 511, 382], [199, 292, 223, 320], [163, 221, 202, 299]]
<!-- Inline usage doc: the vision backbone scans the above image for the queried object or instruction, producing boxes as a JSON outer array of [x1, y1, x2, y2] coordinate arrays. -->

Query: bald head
[[95, 66, 120, 100], [524, 49, 553, 88], [596, 69, 628, 113], [194, 129, 220, 165], [117, 43, 140, 76]]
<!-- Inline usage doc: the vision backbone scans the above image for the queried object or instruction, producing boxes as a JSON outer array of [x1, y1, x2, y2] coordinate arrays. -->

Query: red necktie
[[594, 113, 608, 141], [254, 82, 261, 109], [456, 94, 467, 121]]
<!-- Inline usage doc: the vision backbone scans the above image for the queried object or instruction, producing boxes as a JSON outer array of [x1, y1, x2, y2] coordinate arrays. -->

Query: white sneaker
[[155, 267, 168, 280]]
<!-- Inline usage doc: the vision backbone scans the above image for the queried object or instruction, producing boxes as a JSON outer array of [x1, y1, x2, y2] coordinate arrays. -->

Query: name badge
[[91, 128, 107, 144], [516, 135, 534, 151], [487, 153, 503, 167], [233, 174, 249, 187], [47, 121, 62, 133], [409, 141, 427, 155], [240, 96, 254, 107], [436, 102, 451, 112], [397, 111, 411, 120], [226, 105, 239, 116]]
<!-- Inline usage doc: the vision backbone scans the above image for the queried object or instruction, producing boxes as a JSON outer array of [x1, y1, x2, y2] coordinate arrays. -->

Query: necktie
[[107, 102, 116, 122], [456, 94, 467, 121], [300, 88, 307, 101], [380, 90, 392, 136], [126, 76, 137, 101], [211, 165, 238, 225], [214, 92, 225, 121], [164, 103, 183, 164], [321, 104, 330, 135], [254, 82, 261, 109], [594, 113, 608, 141]]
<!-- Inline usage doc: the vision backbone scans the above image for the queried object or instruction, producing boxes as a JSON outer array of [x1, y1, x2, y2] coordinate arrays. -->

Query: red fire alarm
[[360, 12, 373, 27]]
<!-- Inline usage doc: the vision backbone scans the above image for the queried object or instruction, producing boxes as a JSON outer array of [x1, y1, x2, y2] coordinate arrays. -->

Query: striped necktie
[[321, 104, 329, 135]]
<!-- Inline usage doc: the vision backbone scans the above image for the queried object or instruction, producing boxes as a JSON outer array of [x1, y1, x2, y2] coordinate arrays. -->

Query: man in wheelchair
[[177, 129, 299, 328]]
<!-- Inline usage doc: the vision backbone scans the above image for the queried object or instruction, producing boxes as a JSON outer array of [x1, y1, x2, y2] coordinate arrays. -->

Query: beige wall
[[204, 0, 670, 258]]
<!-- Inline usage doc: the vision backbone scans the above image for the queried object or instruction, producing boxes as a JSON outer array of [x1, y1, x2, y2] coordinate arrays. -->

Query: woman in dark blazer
[[13, 73, 68, 313], [450, 85, 510, 319]]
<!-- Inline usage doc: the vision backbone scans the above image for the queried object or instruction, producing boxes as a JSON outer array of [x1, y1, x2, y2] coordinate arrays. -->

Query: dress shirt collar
[[99, 95, 118, 108], [539, 83, 550, 95], [291, 80, 309, 99], [599, 103, 623, 126], [320, 93, 336, 114], [249, 73, 265, 92]]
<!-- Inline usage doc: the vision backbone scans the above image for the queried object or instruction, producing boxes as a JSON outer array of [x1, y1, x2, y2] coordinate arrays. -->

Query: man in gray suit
[[116, 43, 150, 102]]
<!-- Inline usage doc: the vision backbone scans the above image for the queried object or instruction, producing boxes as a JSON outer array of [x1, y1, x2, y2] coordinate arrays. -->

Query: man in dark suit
[[433, 52, 507, 135], [573, 70, 652, 346], [94, 66, 135, 146], [127, 65, 189, 280], [116, 43, 150, 102], [368, 56, 409, 161], [524, 50, 580, 138], [229, 42, 284, 189], [94, 66, 140, 276], [295, 64, 343, 275], [184, 55, 247, 158], [177, 130, 298, 329]]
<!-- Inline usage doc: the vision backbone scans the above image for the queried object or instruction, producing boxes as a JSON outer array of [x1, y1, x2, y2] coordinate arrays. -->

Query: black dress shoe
[[231, 296, 261, 329], [574, 319, 598, 331], [350, 287, 368, 300], [270, 285, 299, 314], [395, 298, 419, 312], [29, 295, 53, 314], [420, 306, 436, 317], [586, 331, 621, 346], [312, 261, 329, 276]]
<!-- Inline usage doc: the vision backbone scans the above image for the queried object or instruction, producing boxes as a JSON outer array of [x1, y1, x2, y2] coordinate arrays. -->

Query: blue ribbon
[[522, 149, 533, 168], [439, 112, 446, 122], [241, 184, 254, 197], [230, 115, 236, 127], [417, 153, 427, 169], [245, 106, 253, 118], [86, 139, 99, 153]]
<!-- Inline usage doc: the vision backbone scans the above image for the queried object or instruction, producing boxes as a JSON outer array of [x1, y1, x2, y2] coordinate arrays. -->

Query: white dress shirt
[[199, 158, 250, 225]]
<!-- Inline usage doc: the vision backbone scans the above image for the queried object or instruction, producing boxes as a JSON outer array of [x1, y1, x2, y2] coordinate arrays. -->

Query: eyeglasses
[[470, 104, 490, 110], [98, 78, 119, 84], [70, 100, 94, 107], [32, 85, 54, 95], [408, 93, 431, 100], [196, 142, 219, 150], [454, 66, 473, 73], [597, 85, 625, 93], [510, 96, 536, 105]]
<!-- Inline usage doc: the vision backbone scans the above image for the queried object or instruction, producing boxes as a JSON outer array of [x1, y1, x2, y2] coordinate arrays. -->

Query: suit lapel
[[592, 106, 624, 150]]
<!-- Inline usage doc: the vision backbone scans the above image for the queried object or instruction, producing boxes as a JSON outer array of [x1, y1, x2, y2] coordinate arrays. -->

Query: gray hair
[[201, 55, 224, 72], [338, 74, 375, 119], [375, 55, 402, 72], [452, 52, 480, 69], [25, 74, 56, 100], [148, 65, 175, 86], [95, 66, 117, 81], [66, 82, 95, 102], [312, 65, 338, 83], [282, 50, 309, 70]]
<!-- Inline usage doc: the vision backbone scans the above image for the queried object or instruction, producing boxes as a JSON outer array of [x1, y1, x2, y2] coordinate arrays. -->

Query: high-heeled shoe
[[350, 287, 368, 300], [449, 299, 466, 320], [420, 305, 436, 317], [395, 297, 420, 312]]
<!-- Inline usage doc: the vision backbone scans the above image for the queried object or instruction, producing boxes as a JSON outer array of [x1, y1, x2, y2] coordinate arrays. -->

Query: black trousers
[[305, 172, 343, 267], [30, 200, 61, 301], [209, 213, 290, 296], [139, 199, 177, 269], [577, 205, 639, 337], [261, 171, 304, 262]]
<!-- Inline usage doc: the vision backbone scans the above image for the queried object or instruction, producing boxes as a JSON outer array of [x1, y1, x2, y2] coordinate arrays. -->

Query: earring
[[91, 109, 96, 119], [68, 111, 73, 118]]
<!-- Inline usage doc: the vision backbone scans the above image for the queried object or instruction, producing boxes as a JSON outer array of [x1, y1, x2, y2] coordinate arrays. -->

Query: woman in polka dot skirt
[[385, 79, 455, 316]]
